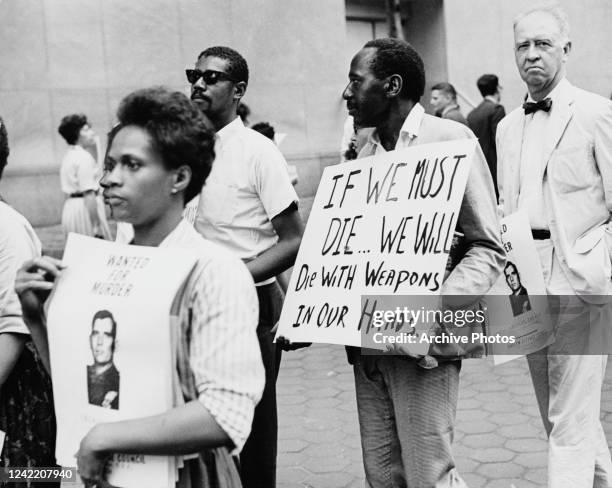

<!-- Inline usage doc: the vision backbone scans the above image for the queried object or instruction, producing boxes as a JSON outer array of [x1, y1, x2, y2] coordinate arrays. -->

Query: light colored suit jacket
[[497, 80, 612, 301]]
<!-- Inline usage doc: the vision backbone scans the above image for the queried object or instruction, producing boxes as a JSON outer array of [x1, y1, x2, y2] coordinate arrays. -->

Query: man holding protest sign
[[188, 46, 304, 487], [342, 38, 503, 487], [497, 5, 612, 486]]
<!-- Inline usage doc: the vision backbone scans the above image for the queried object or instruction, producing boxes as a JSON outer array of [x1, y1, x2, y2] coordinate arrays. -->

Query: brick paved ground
[[277, 344, 612, 488]]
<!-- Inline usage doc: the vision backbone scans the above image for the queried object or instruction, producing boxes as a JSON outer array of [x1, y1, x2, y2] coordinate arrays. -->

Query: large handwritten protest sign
[[276, 139, 477, 347], [47, 234, 197, 488], [486, 210, 554, 364]]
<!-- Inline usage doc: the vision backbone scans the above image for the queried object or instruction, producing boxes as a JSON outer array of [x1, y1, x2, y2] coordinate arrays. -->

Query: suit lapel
[[542, 86, 574, 172], [506, 111, 525, 214]]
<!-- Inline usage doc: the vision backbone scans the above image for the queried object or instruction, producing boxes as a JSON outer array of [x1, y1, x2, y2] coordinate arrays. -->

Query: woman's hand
[[76, 425, 115, 488], [15, 256, 64, 297], [15, 256, 64, 375]]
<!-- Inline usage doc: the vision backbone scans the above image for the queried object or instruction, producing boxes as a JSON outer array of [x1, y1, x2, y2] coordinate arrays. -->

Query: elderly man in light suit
[[497, 5, 612, 487]]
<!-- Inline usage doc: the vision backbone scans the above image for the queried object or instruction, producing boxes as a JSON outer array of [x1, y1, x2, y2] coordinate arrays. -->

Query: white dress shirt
[[194, 117, 298, 266], [518, 78, 571, 230], [361, 103, 425, 154]]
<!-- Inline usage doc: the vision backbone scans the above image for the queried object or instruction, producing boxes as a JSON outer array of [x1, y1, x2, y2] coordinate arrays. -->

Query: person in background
[[251, 122, 298, 186], [237, 102, 251, 125], [58, 114, 111, 240], [430, 82, 468, 125], [340, 115, 372, 162], [467, 74, 505, 199], [0, 116, 57, 480], [250, 121, 274, 141]]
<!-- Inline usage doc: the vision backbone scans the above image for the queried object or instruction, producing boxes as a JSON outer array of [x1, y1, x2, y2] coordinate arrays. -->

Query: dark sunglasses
[[185, 69, 238, 85]]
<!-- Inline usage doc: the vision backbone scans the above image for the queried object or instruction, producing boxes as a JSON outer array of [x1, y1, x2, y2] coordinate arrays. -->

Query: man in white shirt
[[187, 46, 303, 487], [343, 38, 503, 488], [496, 5, 612, 487]]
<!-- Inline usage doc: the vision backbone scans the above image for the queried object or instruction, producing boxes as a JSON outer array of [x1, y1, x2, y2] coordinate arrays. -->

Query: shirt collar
[[367, 102, 425, 150], [216, 116, 244, 143], [525, 77, 570, 106]]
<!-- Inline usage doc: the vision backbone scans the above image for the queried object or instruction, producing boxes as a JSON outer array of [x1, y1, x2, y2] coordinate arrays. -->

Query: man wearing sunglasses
[[187, 46, 304, 488]]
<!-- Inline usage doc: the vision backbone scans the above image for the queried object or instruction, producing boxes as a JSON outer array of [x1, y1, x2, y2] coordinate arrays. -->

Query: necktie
[[523, 98, 552, 115]]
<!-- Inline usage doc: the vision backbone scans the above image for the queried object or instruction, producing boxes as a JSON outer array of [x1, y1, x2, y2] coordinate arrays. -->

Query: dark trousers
[[240, 282, 284, 488]]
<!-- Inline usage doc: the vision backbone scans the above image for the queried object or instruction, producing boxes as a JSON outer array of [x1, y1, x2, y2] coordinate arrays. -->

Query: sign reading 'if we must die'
[[275, 139, 478, 347]]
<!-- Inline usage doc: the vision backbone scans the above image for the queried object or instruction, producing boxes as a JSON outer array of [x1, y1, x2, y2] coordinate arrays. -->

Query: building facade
[[1, 0, 610, 226]]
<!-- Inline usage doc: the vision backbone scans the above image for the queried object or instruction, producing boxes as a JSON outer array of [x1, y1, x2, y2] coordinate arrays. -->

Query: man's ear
[[172, 165, 192, 194], [234, 81, 247, 100], [563, 40, 572, 57], [386, 74, 403, 98]]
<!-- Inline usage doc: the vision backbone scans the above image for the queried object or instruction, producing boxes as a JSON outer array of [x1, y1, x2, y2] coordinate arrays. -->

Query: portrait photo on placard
[[504, 261, 532, 317], [86, 309, 120, 410]]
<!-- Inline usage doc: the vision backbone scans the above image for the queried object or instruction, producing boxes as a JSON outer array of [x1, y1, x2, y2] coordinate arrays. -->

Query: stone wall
[[0, 0, 347, 225]]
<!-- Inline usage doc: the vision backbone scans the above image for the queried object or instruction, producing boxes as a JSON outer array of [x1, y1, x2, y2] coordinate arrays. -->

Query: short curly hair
[[0, 117, 8, 180], [58, 113, 88, 145], [363, 38, 425, 102], [197, 46, 249, 86], [114, 87, 215, 203]]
